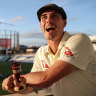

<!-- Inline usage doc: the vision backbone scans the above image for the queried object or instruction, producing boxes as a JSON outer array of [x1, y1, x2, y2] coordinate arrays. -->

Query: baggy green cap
[[37, 4, 67, 21]]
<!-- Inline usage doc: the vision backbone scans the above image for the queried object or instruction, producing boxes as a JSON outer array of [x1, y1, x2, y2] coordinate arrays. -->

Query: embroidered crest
[[64, 47, 73, 56], [41, 60, 49, 68]]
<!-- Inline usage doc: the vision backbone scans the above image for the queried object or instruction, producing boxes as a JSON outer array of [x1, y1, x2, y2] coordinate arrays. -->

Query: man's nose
[[46, 16, 53, 24]]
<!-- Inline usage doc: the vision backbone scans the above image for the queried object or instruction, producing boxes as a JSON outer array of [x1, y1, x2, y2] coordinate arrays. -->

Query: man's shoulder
[[72, 33, 88, 38], [64, 33, 92, 47], [68, 33, 90, 42]]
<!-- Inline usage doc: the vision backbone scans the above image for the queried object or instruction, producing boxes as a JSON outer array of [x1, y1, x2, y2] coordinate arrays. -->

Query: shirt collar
[[46, 44, 51, 54], [45, 31, 71, 54], [58, 31, 71, 49]]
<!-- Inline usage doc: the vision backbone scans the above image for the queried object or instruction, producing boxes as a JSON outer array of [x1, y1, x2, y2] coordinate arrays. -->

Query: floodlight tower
[[0, 21, 14, 55]]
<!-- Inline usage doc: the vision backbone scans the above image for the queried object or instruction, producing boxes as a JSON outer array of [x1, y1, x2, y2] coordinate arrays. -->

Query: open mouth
[[46, 27, 55, 32]]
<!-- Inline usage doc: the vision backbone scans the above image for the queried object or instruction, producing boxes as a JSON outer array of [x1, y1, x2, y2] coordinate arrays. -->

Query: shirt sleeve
[[58, 33, 95, 71], [31, 47, 43, 72]]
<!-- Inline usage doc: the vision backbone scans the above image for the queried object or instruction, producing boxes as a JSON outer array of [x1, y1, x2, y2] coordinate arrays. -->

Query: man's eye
[[52, 15, 58, 18], [41, 16, 47, 20]]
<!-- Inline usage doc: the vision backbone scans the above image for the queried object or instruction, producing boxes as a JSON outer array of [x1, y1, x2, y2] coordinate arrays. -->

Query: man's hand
[[2, 75, 15, 93], [13, 75, 34, 94], [2, 75, 34, 94], [13, 74, 26, 92]]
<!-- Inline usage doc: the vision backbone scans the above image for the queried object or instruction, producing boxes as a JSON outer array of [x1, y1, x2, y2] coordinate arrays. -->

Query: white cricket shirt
[[31, 32, 96, 96]]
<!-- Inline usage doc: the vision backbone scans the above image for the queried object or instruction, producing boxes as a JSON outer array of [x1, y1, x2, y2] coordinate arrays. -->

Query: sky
[[0, 0, 96, 47]]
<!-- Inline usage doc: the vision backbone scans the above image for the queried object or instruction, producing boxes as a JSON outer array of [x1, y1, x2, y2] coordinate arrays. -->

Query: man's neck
[[48, 40, 60, 54], [48, 33, 64, 54]]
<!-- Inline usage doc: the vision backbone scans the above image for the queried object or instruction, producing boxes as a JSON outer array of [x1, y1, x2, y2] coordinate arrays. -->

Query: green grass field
[[0, 62, 33, 95]]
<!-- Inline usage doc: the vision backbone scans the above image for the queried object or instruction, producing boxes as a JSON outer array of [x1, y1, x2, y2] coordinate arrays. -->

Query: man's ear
[[63, 20, 67, 28]]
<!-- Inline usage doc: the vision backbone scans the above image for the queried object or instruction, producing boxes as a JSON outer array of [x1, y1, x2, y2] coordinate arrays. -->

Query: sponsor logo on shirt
[[41, 60, 49, 68], [64, 47, 73, 56]]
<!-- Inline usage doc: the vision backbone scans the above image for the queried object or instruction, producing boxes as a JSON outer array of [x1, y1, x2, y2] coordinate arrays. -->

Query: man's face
[[40, 10, 66, 41]]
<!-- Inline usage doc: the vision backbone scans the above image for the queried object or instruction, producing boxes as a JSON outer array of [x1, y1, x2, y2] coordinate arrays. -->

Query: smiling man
[[2, 4, 96, 96]]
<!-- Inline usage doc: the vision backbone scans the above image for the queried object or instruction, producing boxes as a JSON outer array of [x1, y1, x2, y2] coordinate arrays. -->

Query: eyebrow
[[41, 12, 58, 17], [41, 14, 47, 17]]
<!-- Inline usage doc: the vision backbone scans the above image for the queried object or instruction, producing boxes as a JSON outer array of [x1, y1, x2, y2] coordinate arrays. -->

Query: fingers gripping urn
[[11, 61, 26, 91]]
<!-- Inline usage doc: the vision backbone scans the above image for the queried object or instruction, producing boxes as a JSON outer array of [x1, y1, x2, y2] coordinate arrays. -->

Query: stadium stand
[[9, 54, 35, 63], [89, 36, 96, 52], [0, 55, 10, 62]]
